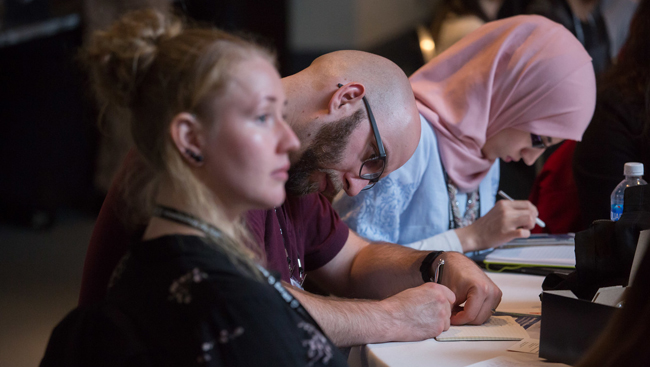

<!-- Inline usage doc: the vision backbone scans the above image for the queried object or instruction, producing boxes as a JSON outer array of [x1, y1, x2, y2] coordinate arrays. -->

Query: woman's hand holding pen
[[454, 199, 539, 252]]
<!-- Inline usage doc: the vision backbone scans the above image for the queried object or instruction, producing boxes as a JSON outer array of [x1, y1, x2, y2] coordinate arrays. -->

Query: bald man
[[81, 50, 502, 347], [282, 51, 421, 198]]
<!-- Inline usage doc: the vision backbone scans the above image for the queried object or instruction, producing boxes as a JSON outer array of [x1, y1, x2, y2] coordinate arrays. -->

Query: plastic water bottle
[[610, 162, 647, 221]]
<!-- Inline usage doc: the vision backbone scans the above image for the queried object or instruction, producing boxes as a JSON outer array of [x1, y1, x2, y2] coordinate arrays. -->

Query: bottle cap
[[624, 162, 644, 176]]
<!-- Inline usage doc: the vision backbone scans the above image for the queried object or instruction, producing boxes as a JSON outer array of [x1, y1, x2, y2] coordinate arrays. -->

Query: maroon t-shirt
[[78, 151, 349, 305], [246, 193, 349, 286]]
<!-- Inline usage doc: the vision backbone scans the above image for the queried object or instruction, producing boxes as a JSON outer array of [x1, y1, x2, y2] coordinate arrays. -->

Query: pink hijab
[[410, 15, 596, 192]]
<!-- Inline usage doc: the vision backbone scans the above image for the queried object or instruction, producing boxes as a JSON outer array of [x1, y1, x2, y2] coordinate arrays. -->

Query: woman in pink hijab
[[334, 15, 596, 252]]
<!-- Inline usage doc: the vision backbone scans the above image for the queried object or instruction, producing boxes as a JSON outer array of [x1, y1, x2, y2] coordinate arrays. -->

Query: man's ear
[[170, 112, 205, 166], [328, 82, 366, 114]]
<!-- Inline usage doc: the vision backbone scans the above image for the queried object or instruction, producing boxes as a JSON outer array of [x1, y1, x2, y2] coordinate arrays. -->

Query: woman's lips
[[273, 171, 289, 181], [272, 164, 290, 181]]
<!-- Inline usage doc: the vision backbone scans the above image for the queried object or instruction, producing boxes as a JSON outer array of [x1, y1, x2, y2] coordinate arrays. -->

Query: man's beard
[[286, 109, 364, 197]]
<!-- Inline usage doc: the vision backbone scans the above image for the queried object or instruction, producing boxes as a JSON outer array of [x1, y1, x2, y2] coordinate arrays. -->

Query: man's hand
[[379, 282, 455, 341], [436, 252, 502, 325], [303, 229, 500, 344], [456, 199, 538, 251], [287, 281, 455, 346]]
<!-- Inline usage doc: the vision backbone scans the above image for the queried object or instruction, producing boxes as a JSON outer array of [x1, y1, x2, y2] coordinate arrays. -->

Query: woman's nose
[[277, 119, 300, 153], [522, 148, 545, 166]]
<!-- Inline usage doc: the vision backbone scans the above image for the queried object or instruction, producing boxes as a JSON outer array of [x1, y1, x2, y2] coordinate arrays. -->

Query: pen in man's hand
[[497, 190, 546, 228]]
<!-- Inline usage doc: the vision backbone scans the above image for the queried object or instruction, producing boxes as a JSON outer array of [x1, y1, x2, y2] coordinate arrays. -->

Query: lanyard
[[274, 207, 305, 288], [254, 263, 322, 331], [152, 205, 320, 329]]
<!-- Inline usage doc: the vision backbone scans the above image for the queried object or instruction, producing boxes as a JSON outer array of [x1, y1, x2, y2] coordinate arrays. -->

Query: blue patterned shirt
[[333, 114, 500, 252]]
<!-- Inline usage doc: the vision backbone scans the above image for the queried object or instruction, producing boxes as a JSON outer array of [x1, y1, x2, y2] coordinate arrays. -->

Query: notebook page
[[503, 234, 575, 247], [435, 316, 528, 341], [484, 245, 575, 267]]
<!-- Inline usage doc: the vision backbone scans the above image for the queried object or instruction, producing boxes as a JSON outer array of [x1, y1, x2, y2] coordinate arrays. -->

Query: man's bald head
[[283, 51, 421, 198]]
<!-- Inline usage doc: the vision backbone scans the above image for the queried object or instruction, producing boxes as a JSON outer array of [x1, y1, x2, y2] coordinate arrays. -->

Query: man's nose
[[343, 173, 370, 197]]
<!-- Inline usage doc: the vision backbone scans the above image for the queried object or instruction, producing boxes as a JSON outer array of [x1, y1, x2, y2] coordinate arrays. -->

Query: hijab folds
[[410, 15, 596, 192]]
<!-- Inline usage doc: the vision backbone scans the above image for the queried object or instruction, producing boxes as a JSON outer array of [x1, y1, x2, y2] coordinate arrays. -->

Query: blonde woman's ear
[[170, 112, 205, 166]]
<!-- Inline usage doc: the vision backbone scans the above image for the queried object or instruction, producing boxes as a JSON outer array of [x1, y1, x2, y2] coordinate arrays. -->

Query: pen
[[497, 190, 546, 228]]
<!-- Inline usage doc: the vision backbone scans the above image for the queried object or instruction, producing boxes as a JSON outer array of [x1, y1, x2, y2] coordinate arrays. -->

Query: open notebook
[[483, 245, 576, 269], [477, 234, 576, 270], [435, 316, 529, 342]]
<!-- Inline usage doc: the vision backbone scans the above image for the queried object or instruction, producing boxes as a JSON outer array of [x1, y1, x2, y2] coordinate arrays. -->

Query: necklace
[[438, 149, 481, 229], [274, 207, 305, 288], [446, 179, 480, 229]]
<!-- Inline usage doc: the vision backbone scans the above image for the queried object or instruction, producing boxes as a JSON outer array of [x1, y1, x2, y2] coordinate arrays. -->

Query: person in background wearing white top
[[428, 0, 504, 61], [334, 15, 596, 253]]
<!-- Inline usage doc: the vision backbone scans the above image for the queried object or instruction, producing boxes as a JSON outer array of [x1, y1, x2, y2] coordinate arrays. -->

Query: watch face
[[420, 251, 444, 283]]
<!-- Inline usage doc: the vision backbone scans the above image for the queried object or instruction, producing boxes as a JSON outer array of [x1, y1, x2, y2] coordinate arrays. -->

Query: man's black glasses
[[337, 84, 386, 191], [530, 134, 549, 149]]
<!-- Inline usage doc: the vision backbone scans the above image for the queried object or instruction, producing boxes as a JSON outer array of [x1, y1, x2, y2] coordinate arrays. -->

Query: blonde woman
[[41, 9, 347, 366]]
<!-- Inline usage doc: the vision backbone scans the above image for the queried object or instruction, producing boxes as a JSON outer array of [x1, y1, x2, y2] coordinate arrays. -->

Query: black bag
[[543, 184, 650, 299]]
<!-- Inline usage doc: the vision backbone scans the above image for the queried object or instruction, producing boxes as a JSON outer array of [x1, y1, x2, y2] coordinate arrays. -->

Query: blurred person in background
[[526, 0, 611, 74], [573, 0, 650, 227], [427, 0, 504, 60]]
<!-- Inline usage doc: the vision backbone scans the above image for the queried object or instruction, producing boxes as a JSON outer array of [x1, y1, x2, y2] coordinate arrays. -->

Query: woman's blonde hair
[[84, 8, 273, 276]]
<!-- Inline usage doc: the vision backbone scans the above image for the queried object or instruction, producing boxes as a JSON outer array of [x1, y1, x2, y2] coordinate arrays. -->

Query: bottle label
[[611, 204, 624, 221]]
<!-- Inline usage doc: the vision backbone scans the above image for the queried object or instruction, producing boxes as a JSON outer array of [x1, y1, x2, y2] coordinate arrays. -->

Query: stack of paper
[[435, 316, 529, 341]]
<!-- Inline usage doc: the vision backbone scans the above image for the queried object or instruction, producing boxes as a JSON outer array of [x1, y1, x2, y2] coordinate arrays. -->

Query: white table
[[348, 272, 556, 367]]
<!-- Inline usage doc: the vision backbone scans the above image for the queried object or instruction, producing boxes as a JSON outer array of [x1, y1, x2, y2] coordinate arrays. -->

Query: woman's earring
[[185, 149, 203, 163]]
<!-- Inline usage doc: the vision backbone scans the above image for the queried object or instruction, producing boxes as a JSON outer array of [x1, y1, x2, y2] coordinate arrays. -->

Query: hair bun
[[86, 9, 182, 108]]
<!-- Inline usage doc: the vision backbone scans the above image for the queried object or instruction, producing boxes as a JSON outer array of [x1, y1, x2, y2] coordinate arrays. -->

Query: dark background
[[0, 0, 540, 230], [0, 0, 295, 228]]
